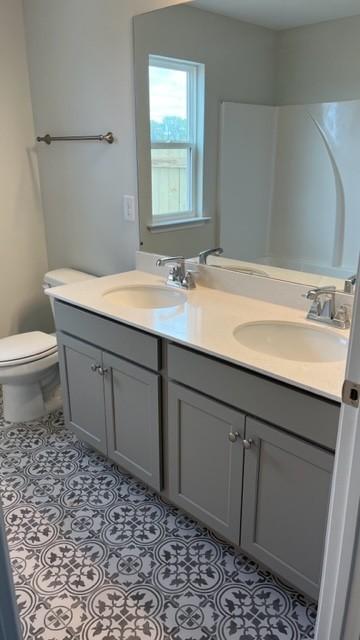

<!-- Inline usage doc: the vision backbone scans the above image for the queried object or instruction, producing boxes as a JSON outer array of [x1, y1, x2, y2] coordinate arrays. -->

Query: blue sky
[[149, 65, 187, 123]]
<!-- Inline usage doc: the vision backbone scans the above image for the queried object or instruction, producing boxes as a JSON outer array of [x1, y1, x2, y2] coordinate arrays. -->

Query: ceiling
[[192, 0, 360, 30]]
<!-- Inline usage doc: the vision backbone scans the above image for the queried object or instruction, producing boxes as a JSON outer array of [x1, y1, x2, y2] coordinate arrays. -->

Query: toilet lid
[[0, 332, 57, 367]]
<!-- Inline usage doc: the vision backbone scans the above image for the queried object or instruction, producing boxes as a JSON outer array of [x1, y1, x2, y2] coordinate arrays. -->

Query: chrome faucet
[[305, 286, 350, 329], [156, 256, 196, 290], [198, 247, 224, 265], [344, 274, 357, 294]]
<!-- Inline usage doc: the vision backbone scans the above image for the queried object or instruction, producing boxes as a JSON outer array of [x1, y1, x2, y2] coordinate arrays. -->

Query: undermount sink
[[103, 285, 187, 309], [233, 321, 348, 363]]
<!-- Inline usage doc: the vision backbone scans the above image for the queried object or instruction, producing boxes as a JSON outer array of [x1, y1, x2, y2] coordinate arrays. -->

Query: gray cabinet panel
[[57, 334, 107, 454], [167, 343, 339, 451], [168, 383, 244, 544], [54, 300, 161, 371], [242, 417, 334, 599], [104, 353, 162, 491]]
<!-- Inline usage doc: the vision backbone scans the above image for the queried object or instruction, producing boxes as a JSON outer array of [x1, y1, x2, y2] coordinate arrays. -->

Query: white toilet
[[0, 268, 95, 423]]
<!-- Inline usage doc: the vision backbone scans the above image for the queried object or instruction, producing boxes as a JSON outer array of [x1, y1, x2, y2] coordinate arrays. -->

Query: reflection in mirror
[[148, 55, 205, 225], [134, 2, 360, 291]]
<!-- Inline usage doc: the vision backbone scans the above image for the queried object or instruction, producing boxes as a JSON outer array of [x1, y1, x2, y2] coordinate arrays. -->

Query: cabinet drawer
[[54, 300, 161, 371], [167, 343, 339, 450]]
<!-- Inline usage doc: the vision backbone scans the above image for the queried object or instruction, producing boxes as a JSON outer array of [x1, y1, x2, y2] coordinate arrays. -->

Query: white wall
[[219, 100, 360, 277], [0, 0, 50, 339], [134, 5, 275, 257], [23, 0, 188, 277], [276, 16, 360, 105], [219, 102, 277, 262], [268, 103, 338, 275]]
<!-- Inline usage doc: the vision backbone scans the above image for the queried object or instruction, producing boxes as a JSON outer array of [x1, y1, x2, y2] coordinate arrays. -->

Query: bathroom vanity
[[50, 270, 343, 601]]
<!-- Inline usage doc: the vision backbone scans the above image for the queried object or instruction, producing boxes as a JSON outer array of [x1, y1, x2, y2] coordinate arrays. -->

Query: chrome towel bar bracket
[[36, 132, 114, 145]]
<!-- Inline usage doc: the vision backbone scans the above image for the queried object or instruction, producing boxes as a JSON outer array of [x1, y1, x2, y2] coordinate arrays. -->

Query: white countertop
[[47, 270, 348, 403]]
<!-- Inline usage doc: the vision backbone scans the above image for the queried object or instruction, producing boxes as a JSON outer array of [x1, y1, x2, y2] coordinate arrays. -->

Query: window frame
[[148, 55, 203, 226]]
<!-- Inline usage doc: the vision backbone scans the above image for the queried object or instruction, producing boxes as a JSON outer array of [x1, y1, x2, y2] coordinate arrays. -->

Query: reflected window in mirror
[[148, 55, 205, 226]]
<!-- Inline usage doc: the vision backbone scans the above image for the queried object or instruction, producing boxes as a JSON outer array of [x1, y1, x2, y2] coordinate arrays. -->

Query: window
[[148, 55, 204, 226]]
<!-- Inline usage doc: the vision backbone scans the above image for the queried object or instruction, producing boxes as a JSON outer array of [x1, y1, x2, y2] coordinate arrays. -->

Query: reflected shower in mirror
[[134, 2, 360, 290]]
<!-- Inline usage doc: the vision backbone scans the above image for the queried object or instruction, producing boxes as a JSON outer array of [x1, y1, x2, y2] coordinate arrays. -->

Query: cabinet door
[[168, 383, 245, 544], [242, 417, 334, 599], [104, 353, 161, 491], [57, 334, 107, 454]]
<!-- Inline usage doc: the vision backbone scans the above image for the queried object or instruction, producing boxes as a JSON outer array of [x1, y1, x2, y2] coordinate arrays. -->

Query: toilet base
[[3, 383, 45, 423], [1, 365, 62, 424]]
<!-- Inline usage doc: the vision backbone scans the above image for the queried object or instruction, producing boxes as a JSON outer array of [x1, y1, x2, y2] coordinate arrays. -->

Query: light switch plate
[[123, 195, 136, 222]]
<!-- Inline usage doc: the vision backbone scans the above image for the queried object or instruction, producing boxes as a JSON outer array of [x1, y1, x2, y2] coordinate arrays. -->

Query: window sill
[[147, 217, 211, 233]]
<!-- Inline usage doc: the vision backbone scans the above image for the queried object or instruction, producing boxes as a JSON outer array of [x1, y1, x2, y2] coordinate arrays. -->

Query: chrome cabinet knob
[[228, 432, 240, 443], [242, 439, 253, 450], [91, 363, 99, 372], [98, 367, 108, 376]]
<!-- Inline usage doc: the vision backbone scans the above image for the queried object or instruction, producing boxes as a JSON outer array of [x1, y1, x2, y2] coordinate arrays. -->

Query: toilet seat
[[0, 332, 57, 368]]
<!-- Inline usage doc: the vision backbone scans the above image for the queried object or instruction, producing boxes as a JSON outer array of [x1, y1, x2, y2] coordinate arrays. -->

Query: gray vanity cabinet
[[56, 308, 162, 491], [168, 382, 245, 544], [103, 353, 161, 491], [57, 333, 108, 454], [166, 344, 338, 598], [55, 303, 339, 600], [241, 417, 334, 600]]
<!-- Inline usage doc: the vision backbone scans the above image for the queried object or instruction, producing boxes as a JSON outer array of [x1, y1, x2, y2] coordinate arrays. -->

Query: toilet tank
[[43, 268, 97, 316]]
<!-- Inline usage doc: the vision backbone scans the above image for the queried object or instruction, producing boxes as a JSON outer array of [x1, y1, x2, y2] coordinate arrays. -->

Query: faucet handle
[[344, 274, 357, 294], [181, 271, 196, 289], [334, 304, 351, 329]]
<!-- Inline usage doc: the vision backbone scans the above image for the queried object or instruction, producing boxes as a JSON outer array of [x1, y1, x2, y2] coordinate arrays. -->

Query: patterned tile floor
[[0, 397, 316, 639]]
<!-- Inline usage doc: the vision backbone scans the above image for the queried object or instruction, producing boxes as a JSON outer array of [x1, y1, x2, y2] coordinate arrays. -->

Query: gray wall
[[134, 4, 276, 257], [276, 16, 360, 105], [0, 0, 50, 338], [23, 0, 187, 277]]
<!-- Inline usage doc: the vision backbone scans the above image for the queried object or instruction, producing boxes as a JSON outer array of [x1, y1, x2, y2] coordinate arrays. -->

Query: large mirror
[[134, 1, 360, 290]]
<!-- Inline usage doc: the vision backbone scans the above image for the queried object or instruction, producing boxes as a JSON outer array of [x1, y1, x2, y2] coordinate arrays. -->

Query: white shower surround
[[219, 99, 360, 279]]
